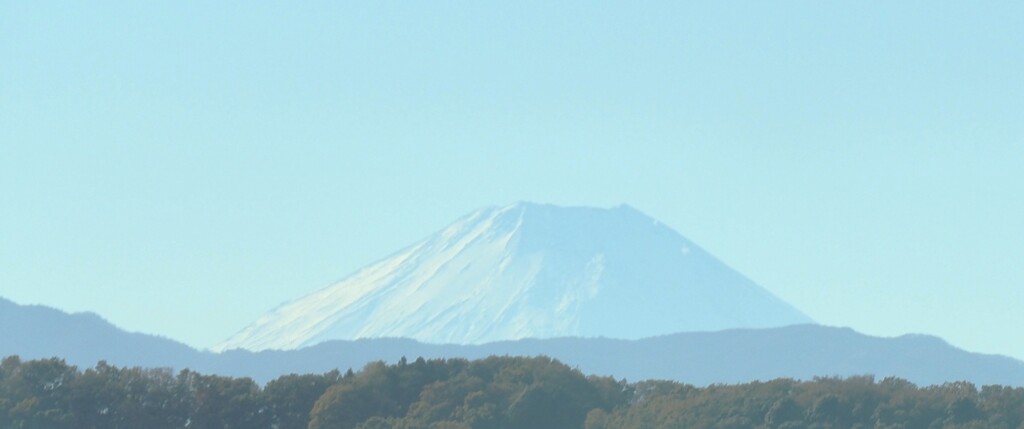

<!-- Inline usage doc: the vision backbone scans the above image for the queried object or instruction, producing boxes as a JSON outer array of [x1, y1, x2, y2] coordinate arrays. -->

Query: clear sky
[[2, 2, 1022, 359]]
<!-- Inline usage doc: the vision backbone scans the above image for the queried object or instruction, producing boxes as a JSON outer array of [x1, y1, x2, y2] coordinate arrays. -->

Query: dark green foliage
[[593, 376, 1024, 429], [0, 356, 339, 429], [263, 371, 342, 429], [308, 356, 620, 429], [1, 356, 77, 429], [2, 354, 1024, 429]]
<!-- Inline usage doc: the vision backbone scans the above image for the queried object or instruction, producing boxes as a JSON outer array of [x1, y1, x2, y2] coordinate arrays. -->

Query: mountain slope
[[0, 297, 204, 370], [213, 325, 1024, 387], [218, 202, 812, 351], [3, 298, 1023, 387]]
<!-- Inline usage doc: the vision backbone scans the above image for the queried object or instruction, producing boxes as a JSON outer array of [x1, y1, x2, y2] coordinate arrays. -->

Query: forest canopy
[[2, 354, 1023, 429]]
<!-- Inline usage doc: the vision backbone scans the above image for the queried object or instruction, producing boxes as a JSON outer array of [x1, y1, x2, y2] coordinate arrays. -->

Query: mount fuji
[[217, 203, 812, 352]]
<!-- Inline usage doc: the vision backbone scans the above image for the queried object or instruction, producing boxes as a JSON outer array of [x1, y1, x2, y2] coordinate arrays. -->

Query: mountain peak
[[216, 204, 812, 352]]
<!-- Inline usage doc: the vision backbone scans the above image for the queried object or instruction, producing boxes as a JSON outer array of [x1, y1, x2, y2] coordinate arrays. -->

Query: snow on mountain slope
[[216, 203, 812, 352]]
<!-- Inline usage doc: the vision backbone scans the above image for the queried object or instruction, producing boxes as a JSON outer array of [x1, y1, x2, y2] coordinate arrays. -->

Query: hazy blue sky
[[2, 2, 1022, 359]]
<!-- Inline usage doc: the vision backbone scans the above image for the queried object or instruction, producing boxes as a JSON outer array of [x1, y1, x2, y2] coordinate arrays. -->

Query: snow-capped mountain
[[216, 203, 812, 352]]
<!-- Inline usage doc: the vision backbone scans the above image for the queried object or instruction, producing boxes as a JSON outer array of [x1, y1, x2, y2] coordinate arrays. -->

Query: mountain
[[217, 202, 812, 351], [0, 297, 203, 369], [4, 298, 1024, 387], [215, 325, 1024, 387]]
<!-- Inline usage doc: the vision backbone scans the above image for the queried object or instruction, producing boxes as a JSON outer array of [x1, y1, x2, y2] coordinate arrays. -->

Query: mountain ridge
[[0, 296, 202, 370], [3, 297, 1024, 387]]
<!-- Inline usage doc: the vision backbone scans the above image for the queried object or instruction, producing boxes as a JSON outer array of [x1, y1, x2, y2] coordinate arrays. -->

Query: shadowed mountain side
[[4, 298, 1023, 387], [0, 297, 204, 370], [209, 325, 1024, 387]]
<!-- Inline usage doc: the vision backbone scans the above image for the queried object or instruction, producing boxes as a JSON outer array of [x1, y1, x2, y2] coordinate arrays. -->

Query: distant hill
[[4, 298, 1023, 387], [217, 202, 812, 351], [216, 325, 1024, 387], [0, 297, 203, 370]]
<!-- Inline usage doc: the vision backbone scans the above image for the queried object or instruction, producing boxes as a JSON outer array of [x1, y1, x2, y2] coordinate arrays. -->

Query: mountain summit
[[217, 203, 812, 351]]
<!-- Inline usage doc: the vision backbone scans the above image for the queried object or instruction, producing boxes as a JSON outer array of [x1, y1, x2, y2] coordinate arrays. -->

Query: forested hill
[[2, 355, 1023, 429], [4, 298, 1024, 387]]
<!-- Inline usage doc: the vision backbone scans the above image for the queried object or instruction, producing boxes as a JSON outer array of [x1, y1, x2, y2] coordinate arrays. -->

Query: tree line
[[2, 354, 1023, 429]]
